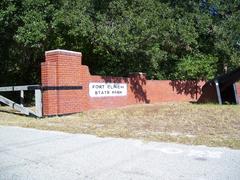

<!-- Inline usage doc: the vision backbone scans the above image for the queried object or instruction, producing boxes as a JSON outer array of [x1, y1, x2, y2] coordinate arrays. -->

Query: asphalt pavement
[[0, 126, 240, 180]]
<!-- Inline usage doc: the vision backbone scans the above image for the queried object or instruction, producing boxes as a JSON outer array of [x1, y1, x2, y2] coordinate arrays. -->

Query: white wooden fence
[[0, 85, 42, 117]]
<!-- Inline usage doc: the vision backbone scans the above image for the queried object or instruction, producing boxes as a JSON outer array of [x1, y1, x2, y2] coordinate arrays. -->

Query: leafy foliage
[[0, 0, 239, 85], [176, 54, 218, 80]]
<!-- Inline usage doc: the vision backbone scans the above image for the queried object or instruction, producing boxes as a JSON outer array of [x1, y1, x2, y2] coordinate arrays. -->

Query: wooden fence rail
[[0, 85, 42, 118]]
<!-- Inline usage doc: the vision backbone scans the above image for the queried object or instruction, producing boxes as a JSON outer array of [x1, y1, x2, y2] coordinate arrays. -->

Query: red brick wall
[[147, 80, 205, 103], [41, 49, 205, 116], [87, 73, 149, 110]]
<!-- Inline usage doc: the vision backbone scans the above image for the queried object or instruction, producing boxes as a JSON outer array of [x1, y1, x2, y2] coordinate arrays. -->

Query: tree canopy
[[0, 0, 239, 85]]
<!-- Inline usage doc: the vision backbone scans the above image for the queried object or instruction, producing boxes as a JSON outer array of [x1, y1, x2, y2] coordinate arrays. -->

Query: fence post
[[35, 89, 42, 117], [233, 83, 239, 104], [20, 90, 24, 107], [214, 80, 222, 105]]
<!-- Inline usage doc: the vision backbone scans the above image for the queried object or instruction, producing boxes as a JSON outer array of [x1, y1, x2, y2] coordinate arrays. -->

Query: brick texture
[[41, 49, 209, 116]]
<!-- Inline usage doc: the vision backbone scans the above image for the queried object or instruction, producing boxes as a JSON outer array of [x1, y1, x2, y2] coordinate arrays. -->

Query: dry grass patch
[[0, 102, 240, 149]]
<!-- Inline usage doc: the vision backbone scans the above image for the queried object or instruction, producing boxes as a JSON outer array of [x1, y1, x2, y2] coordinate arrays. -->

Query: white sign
[[89, 83, 127, 97]]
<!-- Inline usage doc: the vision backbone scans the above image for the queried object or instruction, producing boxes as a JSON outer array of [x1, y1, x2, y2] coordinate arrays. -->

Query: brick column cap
[[45, 49, 82, 57]]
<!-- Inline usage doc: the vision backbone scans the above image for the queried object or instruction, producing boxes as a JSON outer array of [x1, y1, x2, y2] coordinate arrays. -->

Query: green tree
[[88, 0, 176, 78], [0, 0, 239, 85], [176, 54, 218, 80]]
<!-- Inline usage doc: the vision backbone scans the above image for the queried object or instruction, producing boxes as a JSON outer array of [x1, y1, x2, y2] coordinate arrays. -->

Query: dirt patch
[[0, 102, 240, 149]]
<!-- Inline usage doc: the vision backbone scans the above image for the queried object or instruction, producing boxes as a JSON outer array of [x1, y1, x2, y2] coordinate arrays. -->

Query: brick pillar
[[41, 60, 58, 115], [41, 49, 87, 116]]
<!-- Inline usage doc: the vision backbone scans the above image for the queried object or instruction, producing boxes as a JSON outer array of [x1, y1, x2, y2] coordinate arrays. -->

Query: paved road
[[0, 126, 240, 180]]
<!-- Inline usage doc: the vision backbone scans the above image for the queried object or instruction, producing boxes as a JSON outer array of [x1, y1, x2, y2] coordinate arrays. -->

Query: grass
[[0, 102, 240, 149]]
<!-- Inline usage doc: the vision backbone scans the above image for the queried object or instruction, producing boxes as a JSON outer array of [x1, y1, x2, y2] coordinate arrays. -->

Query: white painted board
[[89, 83, 127, 97]]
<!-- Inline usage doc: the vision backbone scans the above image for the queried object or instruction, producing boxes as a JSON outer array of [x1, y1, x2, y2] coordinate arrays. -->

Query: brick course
[[40, 49, 210, 116]]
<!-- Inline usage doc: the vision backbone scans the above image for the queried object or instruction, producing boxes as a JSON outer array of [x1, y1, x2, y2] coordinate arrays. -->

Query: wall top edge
[[45, 49, 82, 56]]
